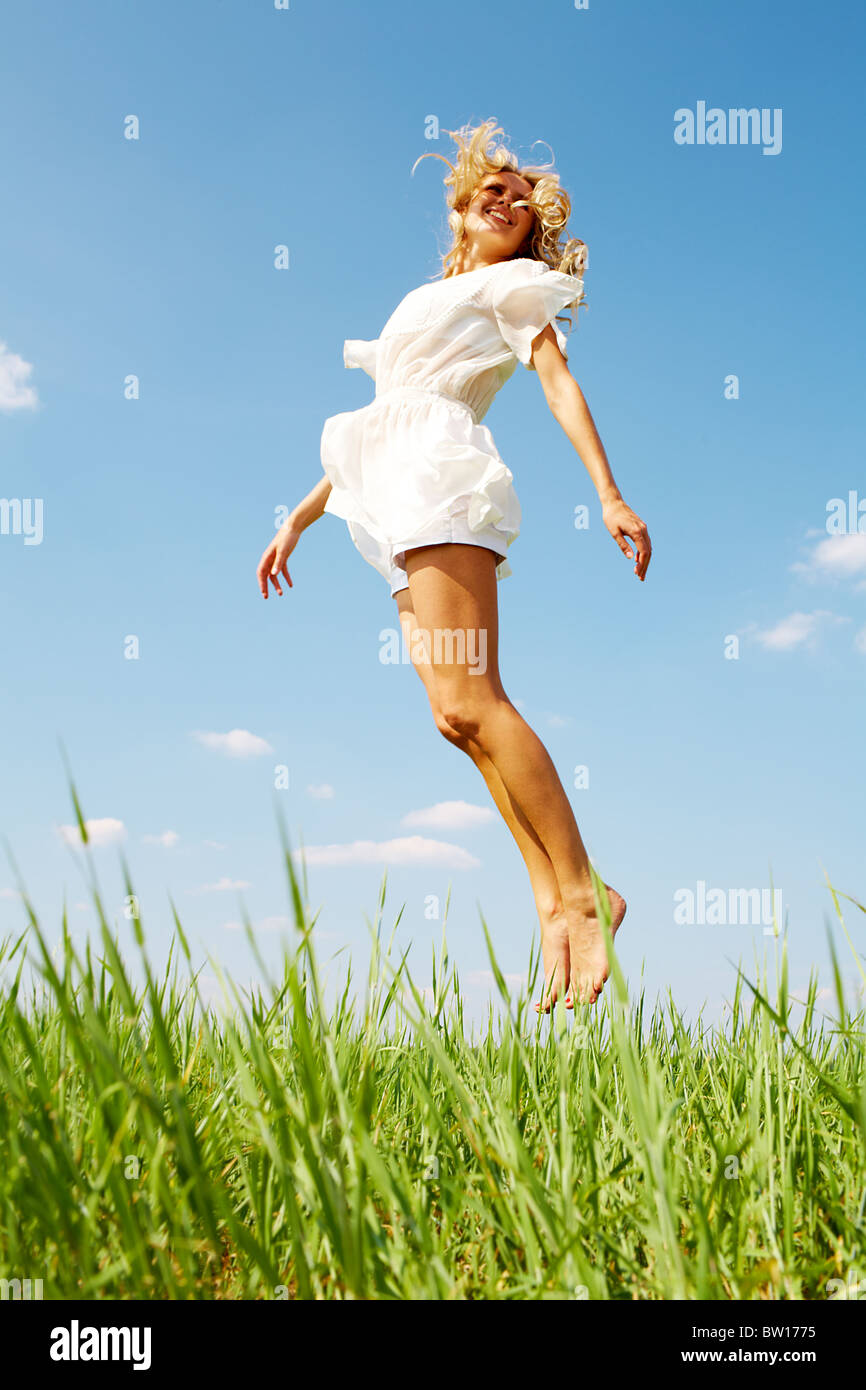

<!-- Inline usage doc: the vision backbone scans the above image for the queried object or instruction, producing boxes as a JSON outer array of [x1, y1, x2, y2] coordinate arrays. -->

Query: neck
[[451, 246, 515, 277]]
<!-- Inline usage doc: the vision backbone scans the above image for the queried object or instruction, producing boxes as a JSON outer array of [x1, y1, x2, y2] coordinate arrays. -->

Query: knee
[[438, 698, 484, 743], [433, 683, 503, 745], [431, 705, 467, 748]]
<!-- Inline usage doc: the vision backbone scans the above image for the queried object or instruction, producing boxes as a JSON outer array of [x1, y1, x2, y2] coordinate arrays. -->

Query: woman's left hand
[[257, 522, 300, 598], [602, 498, 652, 581]]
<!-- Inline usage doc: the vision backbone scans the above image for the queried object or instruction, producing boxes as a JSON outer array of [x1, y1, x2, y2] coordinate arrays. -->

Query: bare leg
[[396, 589, 571, 1008], [403, 544, 626, 1006]]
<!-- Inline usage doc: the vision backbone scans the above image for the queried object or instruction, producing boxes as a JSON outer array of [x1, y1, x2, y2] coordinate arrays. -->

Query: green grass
[[0, 787, 864, 1300]]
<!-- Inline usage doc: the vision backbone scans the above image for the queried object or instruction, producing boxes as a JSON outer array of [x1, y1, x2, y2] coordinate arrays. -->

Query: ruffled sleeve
[[491, 259, 584, 371], [343, 338, 378, 380]]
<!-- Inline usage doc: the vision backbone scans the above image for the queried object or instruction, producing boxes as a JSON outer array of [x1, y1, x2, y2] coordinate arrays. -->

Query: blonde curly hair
[[412, 118, 588, 325]]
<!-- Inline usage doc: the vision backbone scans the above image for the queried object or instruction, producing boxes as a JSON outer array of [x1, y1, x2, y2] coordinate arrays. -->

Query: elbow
[[544, 372, 580, 419]]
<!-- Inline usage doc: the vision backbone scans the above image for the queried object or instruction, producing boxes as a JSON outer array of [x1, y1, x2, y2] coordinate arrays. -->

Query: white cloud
[[203, 839, 227, 850], [401, 800, 494, 830], [199, 876, 251, 892], [855, 625, 866, 655], [193, 729, 273, 758], [0, 340, 38, 411], [0, 887, 20, 900], [58, 817, 126, 848], [292, 836, 480, 869], [142, 830, 179, 848], [223, 914, 290, 932], [754, 610, 840, 651], [545, 713, 571, 728], [307, 783, 335, 800], [463, 969, 526, 989], [791, 534, 866, 582]]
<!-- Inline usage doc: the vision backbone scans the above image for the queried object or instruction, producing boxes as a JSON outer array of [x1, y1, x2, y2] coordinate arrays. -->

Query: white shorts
[[388, 512, 509, 597]]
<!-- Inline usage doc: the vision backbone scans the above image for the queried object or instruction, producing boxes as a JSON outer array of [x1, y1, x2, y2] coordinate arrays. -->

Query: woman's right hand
[[257, 521, 300, 598]]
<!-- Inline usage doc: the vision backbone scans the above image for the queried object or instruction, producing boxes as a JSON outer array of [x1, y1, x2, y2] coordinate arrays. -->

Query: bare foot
[[568, 885, 627, 1006], [535, 909, 573, 1014]]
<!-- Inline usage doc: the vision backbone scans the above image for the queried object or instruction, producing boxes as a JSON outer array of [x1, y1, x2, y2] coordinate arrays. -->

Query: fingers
[[634, 531, 652, 580], [268, 551, 293, 596], [257, 545, 285, 598], [614, 523, 652, 580], [628, 520, 652, 580], [257, 540, 295, 599], [256, 548, 275, 598], [613, 529, 635, 561]]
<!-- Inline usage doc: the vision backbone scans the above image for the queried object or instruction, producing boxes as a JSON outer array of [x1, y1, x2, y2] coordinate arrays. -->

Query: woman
[[256, 120, 651, 1009]]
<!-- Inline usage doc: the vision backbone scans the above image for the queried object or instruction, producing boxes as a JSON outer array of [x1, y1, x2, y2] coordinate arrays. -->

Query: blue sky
[[1, 0, 864, 1025]]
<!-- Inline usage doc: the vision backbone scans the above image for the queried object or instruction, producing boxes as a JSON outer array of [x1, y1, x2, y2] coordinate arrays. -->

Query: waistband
[[373, 384, 478, 426]]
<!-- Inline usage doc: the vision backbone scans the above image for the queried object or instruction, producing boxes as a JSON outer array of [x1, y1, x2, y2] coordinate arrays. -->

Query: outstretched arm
[[256, 474, 332, 598], [530, 326, 652, 582]]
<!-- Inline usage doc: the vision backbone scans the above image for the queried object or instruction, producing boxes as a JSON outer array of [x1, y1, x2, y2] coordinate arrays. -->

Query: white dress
[[320, 256, 585, 595]]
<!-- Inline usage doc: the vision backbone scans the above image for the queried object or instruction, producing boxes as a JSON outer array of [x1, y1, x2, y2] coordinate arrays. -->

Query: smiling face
[[458, 169, 536, 268]]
